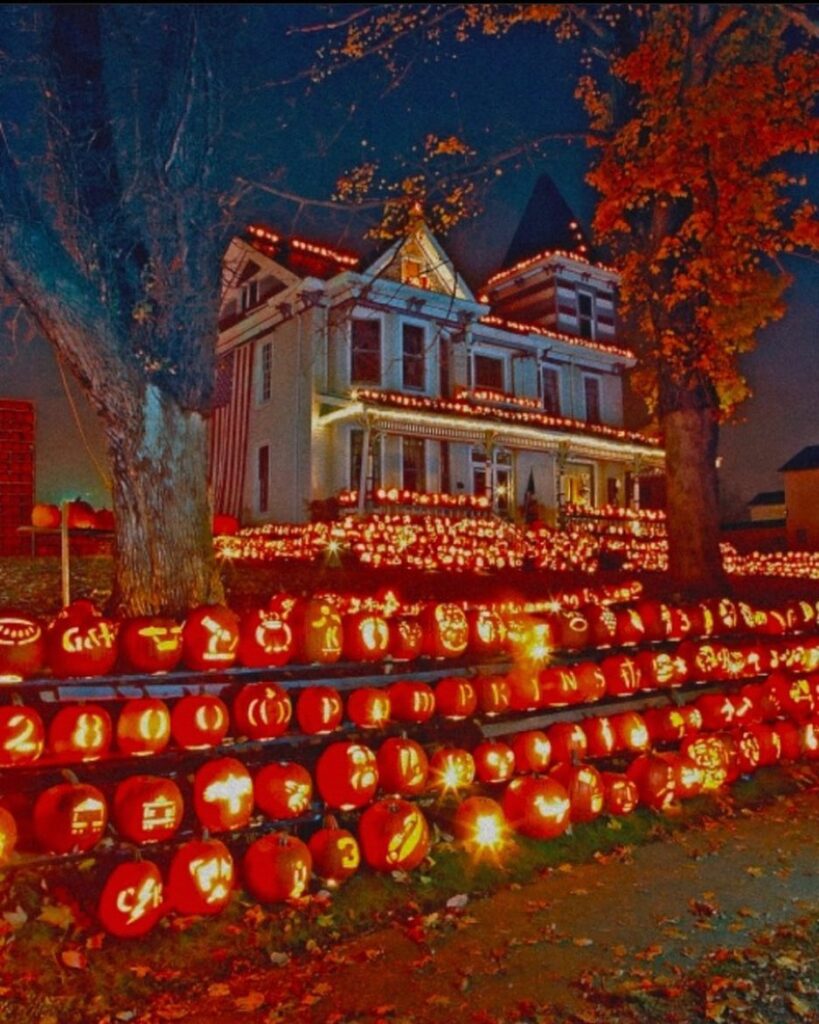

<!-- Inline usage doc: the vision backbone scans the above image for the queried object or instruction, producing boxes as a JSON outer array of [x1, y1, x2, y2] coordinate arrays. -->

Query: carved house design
[[209, 176, 664, 525]]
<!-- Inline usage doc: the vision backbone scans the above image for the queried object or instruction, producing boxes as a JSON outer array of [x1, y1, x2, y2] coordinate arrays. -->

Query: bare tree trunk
[[105, 385, 224, 617]]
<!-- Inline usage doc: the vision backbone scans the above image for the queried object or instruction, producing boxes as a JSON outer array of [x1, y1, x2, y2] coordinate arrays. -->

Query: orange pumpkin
[[181, 605, 240, 671], [116, 698, 171, 757], [388, 617, 424, 661], [171, 694, 230, 750], [601, 772, 639, 816], [473, 741, 515, 785], [48, 704, 112, 762], [308, 816, 361, 884], [98, 860, 164, 938], [453, 795, 508, 854], [34, 782, 107, 853], [583, 715, 617, 759], [316, 742, 378, 809], [118, 617, 182, 674], [388, 680, 436, 724], [427, 747, 475, 792], [31, 502, 60, 528], [243, 832, 311, 902], [113, 775, 184, 844], [420, 603, 468, 659], [343, 612, 390, 662], [626, 753, 678, 810], [377, 737, 428, 796], [0, 705, 45, 765], [299, 598, 343, 665], [0, 612, 45, 679], [168, 839, 235, 915], [346, 687, 391, 729], [254, 762, 313, 819], [547, 722, 588, 764], [233, 683, 292, 740], [358, 798, 430, 872], [510, 730, 551, 774], [550, 763, 605, 822], [47, 612, 118, 679], [502, 776, 570, 839], [237, 609, 295, 668], [434, 677, 477, 720], [296, 686, 343, 735], [476, 675, 512, 716], [193, 757, 253, 832], [467, 607, 506, 658]]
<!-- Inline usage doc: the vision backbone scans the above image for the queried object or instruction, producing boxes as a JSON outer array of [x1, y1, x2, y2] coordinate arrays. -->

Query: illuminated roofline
[[477, 315, 635, 361], [481, 247, 616, 292]]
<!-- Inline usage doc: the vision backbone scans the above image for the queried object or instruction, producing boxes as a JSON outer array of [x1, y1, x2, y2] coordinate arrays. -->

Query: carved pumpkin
[[182, 605, 240, 672], [428, 747, 475, 792], [538, 665, 580, 707], [343, 612, 390, 662], [48, 704, 112, 762], [611, 711, 650, 754], [236, 609, 295, 668], [308, 817, 361, 884], [547, 722, 588, 764], [434, 677, 477, 720], [467, 607, 506, 658], [116, 698, 171, 757], [574, 661, 607, 704], [420, 603, 468, 659], [33, 782, 107, 853], [113, 775, 184, 844], [0, 807, 17, 864], [98, 860, 164, 938], [118, 617, 182, 674], [473, 741, 515, 784], [510, 730, 551, 774], [584, 603, 619, 648], [556, 609, 590, 651], [626, 753, 678, 810], [47, 613, 118, 679], [243, 832, 312, 902], [771, 719, 801, 761], [254, 762, 313, 819], [193, 758, 253, 832], [476, 675, 512, 716], [377, 737, 429, 796], [0, 705, 45, 765], [679, 735, 731, 791], [583, 715, 617, 759], [636, 650, 688, 690], [601, 654, 643, 698], [643, 706, 688, 745], [601, 772, 638, 816], [358, 798, 430, 872], [550, 763, 605, 822], [695, 693, 739, 732], [0, 612, 45, 679], [346, 687, 391, 729], [168, 838, 234, 915], [171, 694, 230, 750], [507, 667, 543, 711], [388, 617, 424, 662], [453, 795, 508, 854], [233, 683, 292, 740], [388, 680, 436, 724], [765, 671, 815, 723], [316, 742, 378, 810], [614, 607, 646, 647], [296, 686, 343, 735], [299, 598, 343, 665], [502, 776, 571, 839]]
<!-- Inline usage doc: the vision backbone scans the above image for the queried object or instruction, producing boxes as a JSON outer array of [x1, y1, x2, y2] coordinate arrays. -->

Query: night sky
[[1, 6, 816, 515]]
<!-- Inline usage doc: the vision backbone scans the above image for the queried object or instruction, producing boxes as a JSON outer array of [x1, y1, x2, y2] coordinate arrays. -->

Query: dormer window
[[402, 256, 427, 288], [241, 279, 259, 312]]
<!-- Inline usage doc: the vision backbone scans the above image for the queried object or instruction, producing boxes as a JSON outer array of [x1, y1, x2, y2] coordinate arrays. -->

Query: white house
[[209, 176, 664, 525]]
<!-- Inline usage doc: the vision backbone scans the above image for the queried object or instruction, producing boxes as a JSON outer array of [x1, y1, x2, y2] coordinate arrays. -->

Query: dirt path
[[157, 787, 819, 1024]]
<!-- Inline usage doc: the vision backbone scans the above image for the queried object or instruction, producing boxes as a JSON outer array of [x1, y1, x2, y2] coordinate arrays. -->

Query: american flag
[[208, 345, 254, 519]]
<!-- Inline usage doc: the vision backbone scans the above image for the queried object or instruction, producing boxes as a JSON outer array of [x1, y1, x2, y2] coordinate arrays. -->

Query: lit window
[[402, 324, 425, 390], [260, 342, 272, 402], [473, 354, 504, 391], [402, 437, 425, 491], [402, 257, 426, 287], [351, 319, 381, 385]]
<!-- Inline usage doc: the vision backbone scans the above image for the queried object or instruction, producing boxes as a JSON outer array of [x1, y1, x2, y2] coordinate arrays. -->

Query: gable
[[364, 222, 474, 301]]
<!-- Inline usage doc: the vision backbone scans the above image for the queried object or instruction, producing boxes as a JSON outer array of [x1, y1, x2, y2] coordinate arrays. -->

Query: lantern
[[467, 607, 506, 658], [626, 753, 678, 811], [636, 650, 687, 690], [601, 772, 638, 816], [171, 694, 230, 750], [453, 796, 508, 855], [547, 722, 588, 765], [315, 742, 378, 810], [508, 617, 553, 667], [308, 817, 361, 884], [674, 757, 705, 800], [502, 776, 571, 839], [538, 666, 580, 707], [680, 735, 731, 791], [633, 600, 668, 643], [585, 604, 619, 648], [358, 798, 430, 872], [254, 762, 313, 819], [388, 681, 436, 724], [601, 655, 643, 698], [510, 730, 551, 774], [233, 683, 292, 740], [377, 737, 429, 796], [168, 839, 234, 916], [611, 711, 650, 754], [420, 603, 468, 659], [193, 758, 253, 832], [472, 741, 515, 785], [47, 614, 118, 679], [236, 609, 295, 668], [0, 807, 17, 864], [299, 598, 343, 665], [118, 617, 182, 674], [574, 661, 607, 704], [346, 687, 391, 729], [296, 686, 343, 735], [48, 704, 112, 762], [343, 612, 390, 662], [428, 747, 475, 793], [0, 705, 44, 765], [0, 612, 45, 679], [116, 698, 171, 757], [98, 861, 164, 938], [771, 720, 801, 761], [244, 833, 312, 902], [550, 763, 605, 822], [695, 694, 738, 732], [434, 677, 477, 720], [476, 675, 512, 716], [33, 783, 107, 853], [181, 605, 240, 671], [583, 715, 617, 759], [389, 618, 424, 662], [113, 775, 184, 844], [556, 609, 590, 651], [766, 671, 815, 723], [643, 706, 688, 745]]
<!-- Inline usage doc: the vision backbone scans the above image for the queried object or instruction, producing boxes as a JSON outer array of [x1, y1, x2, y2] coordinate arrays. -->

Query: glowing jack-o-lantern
[[118, 617, 182, 674], [182, 605, 240, 672], [601, 655, 643, 698], [434, 677, 477, 720], [116, 698, 171, 757], [0, 807, 17, 864], [766, 671, 815, 723], [389, 618, 424, 662], [611, 711, 650, 754], [347, 687, 391, 729], [48, 704, 112, 762], [0, 705, 45, 765], [388, 681, 435, 724], [47, 614, 118, 679], [507, 667, 543, 712], [316, 742, 378, 809], [300, 599, 343, 665], [473, 741, 515, 785], [467, 608, 506, 658], [113, 775, 184, 844], [34, 782, 107, 853], [476, 675, 512, 716], [510, 730, 551, 774], [296, 686, 343, 735], [171, 694, 230, 750], [254, 762, 313, 819], [637, 650, 688, 690], [343, 612, 390, 663], [237, 609, 295, 668], [680, 735, 731, 791], [233, 683, 292, 740], [548, 722, 588, 764], [538, 666, 580, 708], [551, 763, 605, 822], [453, 796, 508, 856], [583, 715, 617, 759], [585, 604, 619, 648], [308, 817, 360, 884], [771, 719, 800, 761], [615, 607, 646, 647], [428, 747, 475, 793], [98, 860, 164, 938], [193, 758, 254, 832], [626, 754, 678, 810], [0, 612, 45, 679], [502, 776, 571, 839], [421, 603, 469, 659], [168, 838, 234, 916], [601, 772, 639, 816], [643, 706, 688, 744], [556, 609, 591, 651], [377, 737, 428, 796], [243, 832, 312, 902], [358, 798, 430, 872], [574, 661, 607, 704]]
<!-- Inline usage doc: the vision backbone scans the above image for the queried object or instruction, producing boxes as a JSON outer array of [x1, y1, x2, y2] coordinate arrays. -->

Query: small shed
[[780, 446, 819, 550]]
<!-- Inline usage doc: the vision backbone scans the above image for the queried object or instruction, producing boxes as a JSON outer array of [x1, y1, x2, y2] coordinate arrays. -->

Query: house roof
[[748, 490, 785, 507], [502, 173, 594, 269], [779, 446, 819, 473]]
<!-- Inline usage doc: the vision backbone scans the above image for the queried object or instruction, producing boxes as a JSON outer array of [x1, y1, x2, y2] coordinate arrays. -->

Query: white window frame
[[349, 313, 384, 388], [576, 290, 596, 340], [258, 340, 273, 404], [400, 436, 427, 492], [400, 319, 427, 393], [470, 346, 509, 392], [241, 279, 259, 313]]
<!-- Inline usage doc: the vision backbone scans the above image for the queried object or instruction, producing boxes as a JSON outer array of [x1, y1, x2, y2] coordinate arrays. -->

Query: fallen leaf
[[746, 866, 764, 878], [269, 952, 290, 967], [208, 983, 231, 998], [446, 894, 469, 910], [2, 906, 27, 930], [234, 992, 265, 1013], [38, 903, 75, 929], [786, 994, 812, 1018], [573, 937, 594, 946], [60, 949, 87, 970]]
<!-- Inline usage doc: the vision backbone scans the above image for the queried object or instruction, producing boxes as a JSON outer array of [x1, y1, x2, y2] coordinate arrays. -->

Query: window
[[402, 324, 425, 390], [439, 337, 450, 397], [402, 257, 427, 287], [260, 342, 272, 403], [542, 367, 560, 415], [241, 280, 259, 313], [471, 446, 513, 515], [351, 318, 381, 385], [473, 353, 505, 391], [350, 429, 382, 492], [561, 462, 594, 508], [257, 444, 270, 514], [584, 376, 601, 425], [577, 292, 594, 340], [402, 437, 425, 492]]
